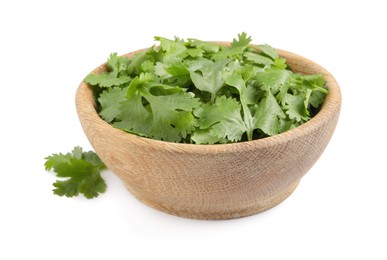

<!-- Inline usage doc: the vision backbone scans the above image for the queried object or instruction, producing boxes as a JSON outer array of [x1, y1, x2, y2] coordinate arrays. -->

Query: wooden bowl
[[76, 45, 341, 220]]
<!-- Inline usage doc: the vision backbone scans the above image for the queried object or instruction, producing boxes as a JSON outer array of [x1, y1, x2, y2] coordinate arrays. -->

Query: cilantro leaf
[[187, 58, 232, 101], [126, 72, 155, 93], [256, 44, 279, 60], [84, 73, 130, 88], [127, 50, 151, 75], [255, 67, 292, 95], [210, 32, 251, 61], [44, 153, 71, 171], [188, 38, 220, 53], [82, 150, 105, 168], [84, 53, 131, 88], [225, 71, 255, 140], [295, 74, 328, 94], [154, 36, 188, 64], [273, 57, 287, 69], [113, 89, 152, 137], [191, 129, 228, 145], [140, 87, 200, 142], [98, 87, 127, 122], [52, 158, 105, 199], [140, 60, 155, 73], [244, 52, 274, 66], [154, 62, 190, 82], [194, 96, 246, 142], [44, 147, 106, 199], [113, 79, 200, 142], [283, 93, 310, 122], [71, 146, 83, 159], [107, 53, 130, 77], [309, 88, 326, 108], [231, 32, 252, 48], [253, 91, 286, 136]]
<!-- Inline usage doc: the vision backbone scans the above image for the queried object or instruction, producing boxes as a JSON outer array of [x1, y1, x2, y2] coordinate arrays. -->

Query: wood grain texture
[[75, 44, 341, 220]]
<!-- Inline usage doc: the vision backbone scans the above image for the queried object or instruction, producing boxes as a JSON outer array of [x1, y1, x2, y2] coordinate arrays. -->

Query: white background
[[1, 0, 386, 259]]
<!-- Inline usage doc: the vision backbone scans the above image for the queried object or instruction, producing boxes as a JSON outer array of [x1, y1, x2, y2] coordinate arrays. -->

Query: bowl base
[[125, 180, 300, 220]]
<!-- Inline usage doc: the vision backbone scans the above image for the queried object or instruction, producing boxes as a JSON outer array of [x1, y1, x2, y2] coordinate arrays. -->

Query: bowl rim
[[76, 44, 341, 155]]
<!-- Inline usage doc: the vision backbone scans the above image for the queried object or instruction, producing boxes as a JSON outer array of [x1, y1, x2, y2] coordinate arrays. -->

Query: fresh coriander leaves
[[188, 58, 232, 101], [44, 146, 106, 199], [84, 53, 131, 88], [84, 33, 328, 144], [193, 96, 246, 143]]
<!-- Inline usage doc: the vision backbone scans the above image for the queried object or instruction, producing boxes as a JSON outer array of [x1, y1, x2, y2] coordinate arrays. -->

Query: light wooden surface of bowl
[[76, 44, 341, 220]]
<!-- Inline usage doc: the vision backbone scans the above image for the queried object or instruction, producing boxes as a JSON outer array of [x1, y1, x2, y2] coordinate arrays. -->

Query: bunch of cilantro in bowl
[[85, 33, 327, 144]]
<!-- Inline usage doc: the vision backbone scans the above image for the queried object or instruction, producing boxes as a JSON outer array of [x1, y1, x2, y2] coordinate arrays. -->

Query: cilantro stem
[[210, 93, 216, 103], [315, 85, 329, 94], [242, 103, 254, 141]]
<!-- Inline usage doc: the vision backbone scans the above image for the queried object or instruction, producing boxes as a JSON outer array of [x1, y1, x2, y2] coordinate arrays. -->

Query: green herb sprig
[[44, 146, 106, 199]]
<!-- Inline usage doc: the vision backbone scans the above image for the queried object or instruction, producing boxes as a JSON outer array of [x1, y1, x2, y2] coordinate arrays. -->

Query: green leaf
[[154, 36, 187, 63], [54, 157, 97, 179], [283, 93, 310, 122], [256, 44, 279, 60], [98, 87, 127, 122], [278, 117, 293, 131], [211, 46, 245, 61], [84, 53, 132, 88], [231, 32, 252, 48], [107, 53, 130, 77], [309, 89, 326, 108], [140, 60, 155, 73], [84, 73, 131, 88], [273, 57, 287, 69], [113, 90, 152, 137], [154, 62, 170, 78], [194, 96, 246, 142], [155, 62, 190, 79], [82, 151, 105, 169], [71, 146, 83, 159], [170, 111, 196, 139], [44, 147, 106, 199], [127, 50, 149, 75], [295, 74, 328, 93], [244, 52, 274, 66], [126, 72, 155, 98], [155, 36, 186, 53], [253, 91, 286, 136], [304, 89, 313, 114], [44, 153, 71, 171], [185, 48, 204, 58], [225, 71, 256, 140], [165, 65, 190, 77], [141, 88, 200, 142], [188, 58, 232, 100], [52, 166, 106, 199], [115, 83, 200, 142], [255, 67, 292, 95], [208, 33, 252, 61], [191, 129, 227, 144], [53, 179, 79, 197], [188, 38, 220, 53]]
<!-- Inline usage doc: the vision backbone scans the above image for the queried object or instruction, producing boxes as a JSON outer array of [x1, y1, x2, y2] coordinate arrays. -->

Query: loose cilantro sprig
[[44, 146, 107, 199], [84, 33, 328, 144]]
